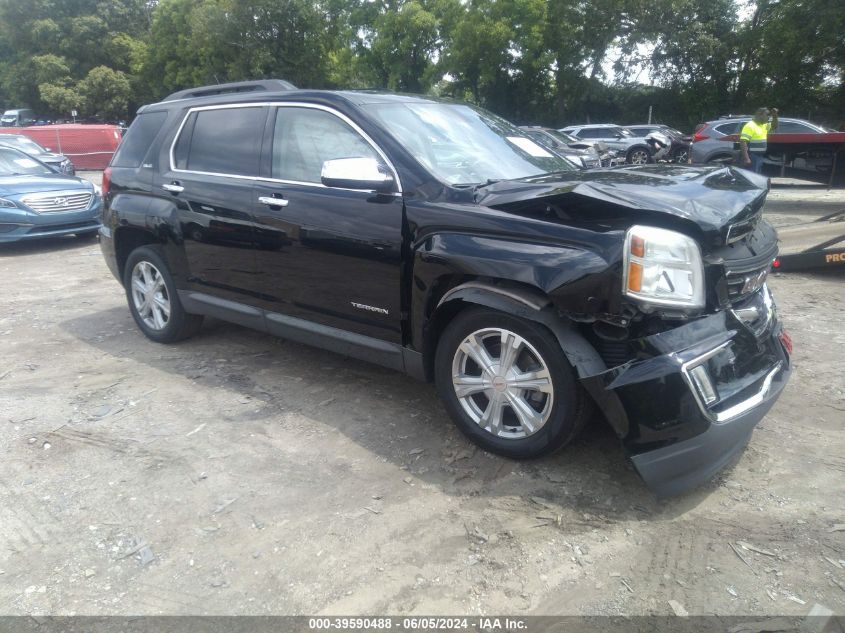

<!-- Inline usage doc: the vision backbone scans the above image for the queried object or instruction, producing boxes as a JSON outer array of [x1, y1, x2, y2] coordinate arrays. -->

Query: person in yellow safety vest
[[739, 107, 778, 174]]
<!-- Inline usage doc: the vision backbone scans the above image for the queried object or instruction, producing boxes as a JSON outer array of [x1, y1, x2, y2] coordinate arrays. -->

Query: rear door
[[251, 104, 404, 343], [157, 105, 267, 305]]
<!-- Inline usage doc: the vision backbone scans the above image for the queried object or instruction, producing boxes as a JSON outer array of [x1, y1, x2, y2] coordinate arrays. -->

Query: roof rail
[[162, 79, 297, 102]]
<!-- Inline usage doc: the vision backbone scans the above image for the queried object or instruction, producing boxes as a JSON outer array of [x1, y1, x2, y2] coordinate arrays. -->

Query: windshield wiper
[[471, 178, 501, 191]]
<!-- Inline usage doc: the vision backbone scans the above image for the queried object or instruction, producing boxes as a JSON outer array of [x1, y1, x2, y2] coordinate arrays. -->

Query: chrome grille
[[21, 191, 92, 213]]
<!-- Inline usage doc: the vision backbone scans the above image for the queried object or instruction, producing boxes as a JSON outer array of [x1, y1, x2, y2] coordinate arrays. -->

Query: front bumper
[[584, 285, 791, 496], [0, 198, 101, 243]]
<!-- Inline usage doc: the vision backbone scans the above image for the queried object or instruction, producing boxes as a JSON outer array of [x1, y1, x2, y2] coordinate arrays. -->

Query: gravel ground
[[0, 179, 843, 617]]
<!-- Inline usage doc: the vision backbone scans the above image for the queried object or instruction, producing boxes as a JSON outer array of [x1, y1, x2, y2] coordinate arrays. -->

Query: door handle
[[258, 196, 289, 207], [162, 183, 184, 194]]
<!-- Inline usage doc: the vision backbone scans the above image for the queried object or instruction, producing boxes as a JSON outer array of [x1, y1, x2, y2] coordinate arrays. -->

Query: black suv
[[100, 80, 791, 496]]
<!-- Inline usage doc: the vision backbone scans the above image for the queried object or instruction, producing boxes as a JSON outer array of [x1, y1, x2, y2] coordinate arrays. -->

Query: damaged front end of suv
[[414, 163, 791, 497]]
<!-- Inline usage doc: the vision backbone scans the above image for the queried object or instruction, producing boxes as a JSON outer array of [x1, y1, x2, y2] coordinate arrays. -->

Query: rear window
[[173, 106, 265, 176], [112, 112, 167, 168]]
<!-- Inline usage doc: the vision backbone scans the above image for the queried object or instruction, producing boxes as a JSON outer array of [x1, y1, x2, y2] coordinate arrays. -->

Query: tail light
[[102, 167, 111, 200], [693, 130, 710, 142]]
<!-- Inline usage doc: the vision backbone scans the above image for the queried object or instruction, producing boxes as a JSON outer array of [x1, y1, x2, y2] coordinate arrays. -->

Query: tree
[[39, 83, 83, 115], [78, 66, 131, 120]]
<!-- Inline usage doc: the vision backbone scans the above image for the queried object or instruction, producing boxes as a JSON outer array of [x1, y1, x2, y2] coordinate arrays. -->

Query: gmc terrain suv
[[100, 80, 791, 496]]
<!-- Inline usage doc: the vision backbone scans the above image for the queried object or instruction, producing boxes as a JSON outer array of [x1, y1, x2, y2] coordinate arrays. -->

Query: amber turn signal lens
[[630, 235, 645, 258], [628, 262, 643, 292]]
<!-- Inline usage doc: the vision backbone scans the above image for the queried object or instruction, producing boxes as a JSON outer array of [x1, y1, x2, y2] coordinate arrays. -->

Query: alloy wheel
[[629, 149, 650, 165], [451, 327, 554, 439], [130, 260, 171, 331]]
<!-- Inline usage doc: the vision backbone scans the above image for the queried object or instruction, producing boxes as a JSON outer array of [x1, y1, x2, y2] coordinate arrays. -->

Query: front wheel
[[626, 145, 652, 165], [435, 308, 591, 459], [123, 245, 203, 343]]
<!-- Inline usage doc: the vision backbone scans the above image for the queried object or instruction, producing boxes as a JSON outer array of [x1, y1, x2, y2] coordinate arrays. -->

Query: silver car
[[518, 126, 613, 167], [558, 124, 653, 164], [690, 116, 834, 174]]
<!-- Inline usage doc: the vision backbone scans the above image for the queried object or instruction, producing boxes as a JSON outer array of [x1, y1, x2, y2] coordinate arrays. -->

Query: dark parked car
[[0, 133, 75, 174], [626, 124, 692, 163], [100, 80, 791, 496], [0, 145, 100, 243]]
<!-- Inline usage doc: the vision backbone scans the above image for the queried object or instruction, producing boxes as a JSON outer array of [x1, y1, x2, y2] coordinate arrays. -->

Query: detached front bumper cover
[[631, 353, 789, 497], [584, 285, 791, 497]]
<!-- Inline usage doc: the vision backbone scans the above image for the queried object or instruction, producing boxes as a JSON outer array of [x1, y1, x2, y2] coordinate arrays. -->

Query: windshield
[[0, 147, 52, 176], [0, 135, 47, 155], [367, 103, 576, 185]]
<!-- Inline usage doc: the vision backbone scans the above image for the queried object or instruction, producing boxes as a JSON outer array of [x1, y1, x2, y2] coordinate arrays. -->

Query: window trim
[[168, 101, 402, 194]]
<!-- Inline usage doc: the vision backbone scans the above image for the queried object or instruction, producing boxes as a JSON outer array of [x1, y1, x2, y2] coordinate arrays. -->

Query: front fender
[[410, 232, 617, 351]]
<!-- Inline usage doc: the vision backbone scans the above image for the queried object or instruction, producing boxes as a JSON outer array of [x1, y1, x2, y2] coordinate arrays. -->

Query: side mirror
[[615, 133, 624, 139], [321, 157, 395, 193]]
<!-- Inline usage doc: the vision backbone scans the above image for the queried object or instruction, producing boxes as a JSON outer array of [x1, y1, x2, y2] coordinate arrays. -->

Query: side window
[[576, 129, 598, 138], [174, 106, 265, 176], [776, 121, 815, 134], [271, 107, 380, 183], [112, 111, 167, 168], [715, 122, 742, 135]]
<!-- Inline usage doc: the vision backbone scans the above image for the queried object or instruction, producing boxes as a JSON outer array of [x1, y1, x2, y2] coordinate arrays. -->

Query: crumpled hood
[[0, 174, 92, 196], [476, 164, 769, 244]]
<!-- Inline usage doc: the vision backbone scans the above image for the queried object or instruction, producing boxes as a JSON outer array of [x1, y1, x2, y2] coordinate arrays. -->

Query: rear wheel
[[435, 308, 591, 459], [124, 245, 203, 343]]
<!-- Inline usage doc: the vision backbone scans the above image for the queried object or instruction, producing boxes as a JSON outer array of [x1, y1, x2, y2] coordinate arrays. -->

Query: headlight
[[92, 183, 102, 196], [0, 198, 16, 208], [623, 225, 705, 310]]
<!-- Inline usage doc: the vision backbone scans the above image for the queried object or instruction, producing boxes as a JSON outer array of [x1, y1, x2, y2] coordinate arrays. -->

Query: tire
[[626, 145, 651, 165], [123, 245, 203, 343], [435, 307, 592, 459]]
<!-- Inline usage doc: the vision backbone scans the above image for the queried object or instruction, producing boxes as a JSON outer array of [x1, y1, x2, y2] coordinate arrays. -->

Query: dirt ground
[[0, 177, 843, 617]]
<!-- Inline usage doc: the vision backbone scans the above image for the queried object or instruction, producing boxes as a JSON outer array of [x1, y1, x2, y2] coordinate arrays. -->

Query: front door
[[157, 105, 268, 304], [251, 104, 404, 343]]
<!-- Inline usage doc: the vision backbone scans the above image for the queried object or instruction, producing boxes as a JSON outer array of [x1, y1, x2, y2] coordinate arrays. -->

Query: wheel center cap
[[492, 376, 508, 392]]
